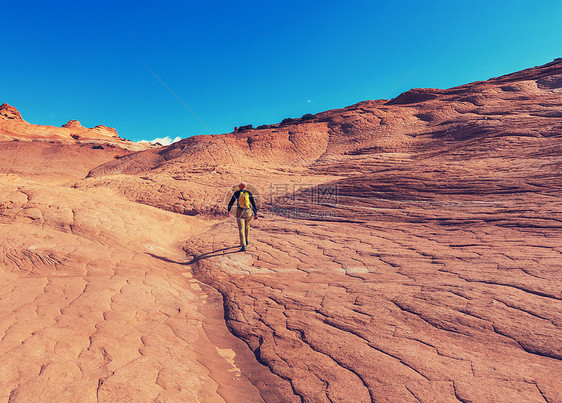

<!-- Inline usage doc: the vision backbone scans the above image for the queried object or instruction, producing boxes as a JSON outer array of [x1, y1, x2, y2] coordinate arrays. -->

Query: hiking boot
[[241, 245, 247, 252]]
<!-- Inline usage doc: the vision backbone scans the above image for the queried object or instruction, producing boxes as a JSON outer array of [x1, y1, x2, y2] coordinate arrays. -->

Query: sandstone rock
[[386, 88, 443, 105], [62, 119, 83, 128], [0, 103, 24, 121], [0, 150, 281, 402], [0, 106, 147, 151], [1, 59, 561, 402], [91, 124, 119, 137]]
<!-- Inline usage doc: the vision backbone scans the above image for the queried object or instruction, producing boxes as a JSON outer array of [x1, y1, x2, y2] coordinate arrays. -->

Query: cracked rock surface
[[1, 59, 561, 402], [0, 147, 283, 402]]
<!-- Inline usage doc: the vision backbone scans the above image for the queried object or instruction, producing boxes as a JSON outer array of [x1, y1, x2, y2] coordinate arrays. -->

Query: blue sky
[[3, 0, 561, 142]]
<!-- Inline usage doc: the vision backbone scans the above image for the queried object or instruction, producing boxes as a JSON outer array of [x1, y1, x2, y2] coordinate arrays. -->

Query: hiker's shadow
[[145, 246, 240, 265], [186, 246, 240, 264]]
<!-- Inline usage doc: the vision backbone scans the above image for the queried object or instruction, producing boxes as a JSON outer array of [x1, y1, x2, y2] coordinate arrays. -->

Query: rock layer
[[1, 59, 561, 402], [0, 148, 285, 402], [0, 104, 24, 121], [0, 104, 147, 151]]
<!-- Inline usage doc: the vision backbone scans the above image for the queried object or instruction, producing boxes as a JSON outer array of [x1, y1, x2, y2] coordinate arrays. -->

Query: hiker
[[228, 182, 258, 251]]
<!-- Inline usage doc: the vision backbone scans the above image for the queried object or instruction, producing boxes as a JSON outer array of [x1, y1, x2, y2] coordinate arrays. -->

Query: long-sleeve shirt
[[228, 190, 258, 215]]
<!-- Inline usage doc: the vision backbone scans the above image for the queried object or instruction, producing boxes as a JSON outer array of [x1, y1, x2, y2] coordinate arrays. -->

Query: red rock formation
[[0, 103, 24, 121], [62, 119, 83, 128], [92, 124, 119, 137], [80, 59, 562, 401], [83, 59, 562, 216], [0, 105, 147, 151], [1, 59, 561, 402], [385, 88, 443, 105]]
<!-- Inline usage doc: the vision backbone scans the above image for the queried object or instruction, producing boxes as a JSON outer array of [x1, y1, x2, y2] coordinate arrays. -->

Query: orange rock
[[62, 120, 83, 128], [1, 59, 561, 402], [0, 103, 24, 121], [0, 107, 146, 151]]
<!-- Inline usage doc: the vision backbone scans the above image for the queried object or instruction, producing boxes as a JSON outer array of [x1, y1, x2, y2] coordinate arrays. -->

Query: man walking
[[228, 182, 258, 251]]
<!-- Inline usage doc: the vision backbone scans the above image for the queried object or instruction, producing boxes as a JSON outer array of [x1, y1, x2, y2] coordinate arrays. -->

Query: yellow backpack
[[238, 190, 251, 209]]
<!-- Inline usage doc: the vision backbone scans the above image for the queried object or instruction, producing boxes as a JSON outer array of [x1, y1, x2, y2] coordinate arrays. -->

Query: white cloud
[[138, 136, 182, 146]]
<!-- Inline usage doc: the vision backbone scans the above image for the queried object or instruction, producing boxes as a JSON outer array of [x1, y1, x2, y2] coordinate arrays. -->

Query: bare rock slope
[[1, 59, 561, 402], [88, 59, 562, 401], [0, 104, 148, 152], [0, 114, 286, 402]]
